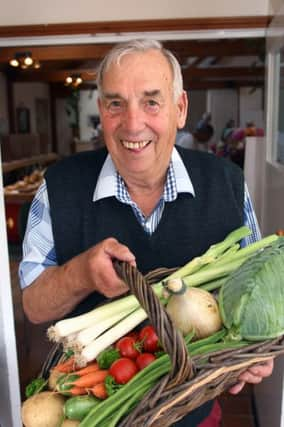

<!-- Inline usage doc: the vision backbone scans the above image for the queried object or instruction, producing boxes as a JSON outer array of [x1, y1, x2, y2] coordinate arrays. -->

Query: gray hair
[[96, 39, 183, 102]]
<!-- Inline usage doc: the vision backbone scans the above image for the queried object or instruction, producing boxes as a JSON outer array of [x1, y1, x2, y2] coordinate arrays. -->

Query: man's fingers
[[249, 359, 274, 377], [229, 358, 274, 395], [86, 238, 135, 297], [238, 359, 274, 383], [229, 381, 245, 395], [103, 238, 136, 265]]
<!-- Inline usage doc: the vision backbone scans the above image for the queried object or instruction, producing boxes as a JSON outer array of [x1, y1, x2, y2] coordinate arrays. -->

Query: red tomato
[[127, 331, 139, 341], [109, 358, 138, 384], [115, 337, 140, 359], [139, 325, 159, 353], [136, 353, 156, 370]]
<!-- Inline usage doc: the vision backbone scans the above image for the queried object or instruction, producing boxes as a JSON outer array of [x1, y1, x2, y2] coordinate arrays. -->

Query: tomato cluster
[[109, 325, 160, 385]]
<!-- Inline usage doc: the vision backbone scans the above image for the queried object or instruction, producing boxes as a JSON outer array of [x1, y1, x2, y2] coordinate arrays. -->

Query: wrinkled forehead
[[104, 48, 172, 73], [102, 49, 174, 80], [101, 58, 174, 104], [101, 50, 174, 91]]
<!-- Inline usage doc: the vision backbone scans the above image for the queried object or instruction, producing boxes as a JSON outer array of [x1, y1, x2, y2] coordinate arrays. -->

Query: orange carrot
[[69, 386, 87, 396], [90, 383, 108, 400], [74, 362, 99, 377], [54, 356, 77, 373], [73, 370, 109, 388]]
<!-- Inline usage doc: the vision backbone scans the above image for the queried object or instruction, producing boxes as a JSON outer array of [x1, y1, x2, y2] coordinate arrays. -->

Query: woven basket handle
[[114, 261, 194, 388]]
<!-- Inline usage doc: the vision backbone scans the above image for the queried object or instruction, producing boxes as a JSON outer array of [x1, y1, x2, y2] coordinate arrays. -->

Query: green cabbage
[[219, 237, 284, 341]]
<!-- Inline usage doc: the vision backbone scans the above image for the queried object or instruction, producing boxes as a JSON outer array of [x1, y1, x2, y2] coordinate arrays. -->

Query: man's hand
[[77, 237, 136, 298], [229, 358, 274, 394]]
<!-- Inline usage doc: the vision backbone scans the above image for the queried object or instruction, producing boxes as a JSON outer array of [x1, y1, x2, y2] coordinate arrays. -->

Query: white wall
[[0, 0, 270, 26], [244, 136, 266, 226], [207, 89, 239, 143], [269, 0, 284, 13], [262, 162, 284, 234], [239, 87, 264, 129], [79, 89, 99, 141]]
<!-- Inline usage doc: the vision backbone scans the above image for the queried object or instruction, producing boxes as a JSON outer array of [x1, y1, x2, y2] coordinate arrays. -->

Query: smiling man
[[97, 47, 187, 192], [19, 39, 273, 427]]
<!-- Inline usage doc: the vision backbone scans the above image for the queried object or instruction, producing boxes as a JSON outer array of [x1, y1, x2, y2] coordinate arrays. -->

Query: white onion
[[166, 286, 222, 339]]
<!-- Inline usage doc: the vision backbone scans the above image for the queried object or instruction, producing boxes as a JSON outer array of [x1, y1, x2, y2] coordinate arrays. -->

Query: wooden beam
[[182, 66, 264, 79], [163, 39, 265, 59], [0, 44, 113, 63], [46, 78, 264, 91], [183, 80, 264, 90], [0, 39, 265, 65], [8, 69, 97, 82], [0, 16, 271, 38], [7, 66, 264, 84]]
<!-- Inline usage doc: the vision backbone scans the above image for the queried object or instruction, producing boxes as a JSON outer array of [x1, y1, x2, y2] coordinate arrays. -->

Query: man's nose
[[122, 105, 144, 132]]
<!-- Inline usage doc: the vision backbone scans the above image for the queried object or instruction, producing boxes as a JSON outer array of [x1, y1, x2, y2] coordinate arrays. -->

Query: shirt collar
[[172, 147, 195, 196], [93, 146, 195, 202]]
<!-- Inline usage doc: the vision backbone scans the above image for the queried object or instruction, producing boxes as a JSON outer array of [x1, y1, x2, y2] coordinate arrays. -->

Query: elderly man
[[19, 39, 273, 426]]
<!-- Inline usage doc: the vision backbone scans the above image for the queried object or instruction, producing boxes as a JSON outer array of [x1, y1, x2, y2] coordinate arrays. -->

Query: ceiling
[[0, 37, 266, 91]]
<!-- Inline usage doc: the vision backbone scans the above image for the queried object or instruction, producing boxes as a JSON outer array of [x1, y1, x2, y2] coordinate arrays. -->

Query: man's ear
[[176, 90, 188, 129]]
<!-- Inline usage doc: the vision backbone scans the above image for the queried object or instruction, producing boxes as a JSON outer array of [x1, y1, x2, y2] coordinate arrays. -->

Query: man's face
[[98, 49, 188, 181]]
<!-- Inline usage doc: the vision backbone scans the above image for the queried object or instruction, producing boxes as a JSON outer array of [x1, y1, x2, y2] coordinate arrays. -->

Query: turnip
[[21, 391, 65, 427], [61, 420, 80, 426], [166, 279, 222, 338]]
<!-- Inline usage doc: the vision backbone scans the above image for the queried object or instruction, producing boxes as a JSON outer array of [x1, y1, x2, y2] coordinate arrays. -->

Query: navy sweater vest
[[46, 147, 243, 271], [45, 145, 244, 314], [45, 147, 244, 425], [45, 147, 244, 314]]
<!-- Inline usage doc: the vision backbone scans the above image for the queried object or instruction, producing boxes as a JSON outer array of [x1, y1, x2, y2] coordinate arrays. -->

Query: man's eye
[[145, 99, 160, 111], [147, 99, 159, 106], [106, 100, 123, 112], [109, 100, 121, 108]]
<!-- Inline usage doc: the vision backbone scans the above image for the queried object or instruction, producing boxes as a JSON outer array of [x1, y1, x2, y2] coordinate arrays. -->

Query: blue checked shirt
[[19, 148, 261, 289]]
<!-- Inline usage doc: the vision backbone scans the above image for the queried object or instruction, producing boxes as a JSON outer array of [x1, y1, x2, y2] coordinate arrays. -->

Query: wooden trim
[[0, 16, 272, 38], [10, 66, 264, 83], [0, 39, 265, 63]]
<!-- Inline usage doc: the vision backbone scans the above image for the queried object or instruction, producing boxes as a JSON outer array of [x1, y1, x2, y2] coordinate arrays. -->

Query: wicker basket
[[41, 261, 284, 427]]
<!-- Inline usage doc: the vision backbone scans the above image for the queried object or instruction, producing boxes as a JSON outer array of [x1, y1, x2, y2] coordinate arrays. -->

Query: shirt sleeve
[[18, 179, 57, 289], [241, 183, 261, 247]]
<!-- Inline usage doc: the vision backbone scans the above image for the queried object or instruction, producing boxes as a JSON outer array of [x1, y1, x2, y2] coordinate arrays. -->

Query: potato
[[21, 391, 66, 427], [61, 420, 80, 426], [48, 369, 63, 390]]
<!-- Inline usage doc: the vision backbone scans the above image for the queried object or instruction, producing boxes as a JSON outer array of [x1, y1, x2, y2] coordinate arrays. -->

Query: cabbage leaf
[[219, 237, 284, 341]]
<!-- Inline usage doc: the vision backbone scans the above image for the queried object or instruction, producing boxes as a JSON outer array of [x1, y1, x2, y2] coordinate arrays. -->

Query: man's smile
[[120, 140, 152, 150]]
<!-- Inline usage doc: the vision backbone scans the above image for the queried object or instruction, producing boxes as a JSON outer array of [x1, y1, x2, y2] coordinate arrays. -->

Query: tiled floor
[[9, 249, 257, 426]]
